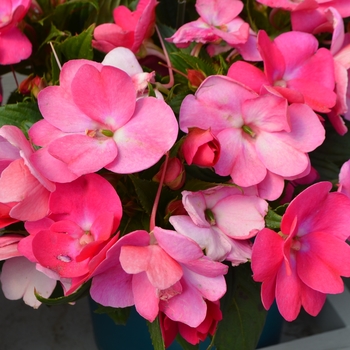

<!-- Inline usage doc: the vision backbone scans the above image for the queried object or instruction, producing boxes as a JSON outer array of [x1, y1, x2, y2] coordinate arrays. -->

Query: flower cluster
[[1, 0, 350, 349]]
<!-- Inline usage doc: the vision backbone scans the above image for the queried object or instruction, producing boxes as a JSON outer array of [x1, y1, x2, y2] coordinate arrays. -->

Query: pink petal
[[107, 97, 178, 173], [48, 134, 118, 176]]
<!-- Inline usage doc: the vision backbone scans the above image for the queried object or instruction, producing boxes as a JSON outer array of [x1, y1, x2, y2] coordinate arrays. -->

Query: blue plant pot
[[89, 298, 283, 350]]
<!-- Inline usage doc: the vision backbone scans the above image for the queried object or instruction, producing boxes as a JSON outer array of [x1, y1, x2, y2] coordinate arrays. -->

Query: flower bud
[[181, 128, 221, 167], [165, 199, 187, 217], [19, 75, 46, 98], [187, 69, 206, 89], [153, 158, 185, 190]]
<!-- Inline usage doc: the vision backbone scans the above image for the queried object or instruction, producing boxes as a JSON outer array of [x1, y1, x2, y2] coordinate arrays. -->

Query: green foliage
[[147, 317, 166, 350], [35, 280, 91, 305], [93, 304, 131, 325], [0, 102, 42, 137], [214, 264, 267, 350], [264, 208, 283, 230]]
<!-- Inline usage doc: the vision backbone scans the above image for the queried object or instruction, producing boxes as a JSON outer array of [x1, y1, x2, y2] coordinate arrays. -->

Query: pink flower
[[228, 30, 337, 113], [160, 299, 222, 347], [167, 0, 249, 51], [18, 173, 123, 293], [0, 0, 32, 65], [153, 157, 185, 190], [92, 0, 157, 54], [181, 127, 221, 168], [169, 186, 267, 264], [180, 75, 325, 191], [1, 257, 57, 308], [0, 125, 55, 221], [251, 182, 350, 321], [338, 159, 350, 199], [29, 59, 178, 182], [90, 228, 227, 327]]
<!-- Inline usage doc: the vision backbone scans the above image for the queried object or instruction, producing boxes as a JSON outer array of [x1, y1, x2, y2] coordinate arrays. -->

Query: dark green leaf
[[59, 24, 95, 60], [35, 280, 91, 305], [0, 102, 42, 137], [147, 317, 166, 350], [172, 52, 216, 76], [214, 264, 267, 350], [93, 304, 131, 325]]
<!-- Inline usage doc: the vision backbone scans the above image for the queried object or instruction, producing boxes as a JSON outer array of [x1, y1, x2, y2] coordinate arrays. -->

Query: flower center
[[242, 125, 256, 138], [274, 79, 287, 88], [205, 208, 216, 226]]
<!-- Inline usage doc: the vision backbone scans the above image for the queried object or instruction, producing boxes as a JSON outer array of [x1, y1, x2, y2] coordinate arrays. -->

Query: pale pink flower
[[251, 182, 350, 321], [29, 59, 178, 182], [228, 30, 337, 113], [18, 173, 123, 294], [180, 75, 325, 191], [167, 0, 249, 55], [1, 257, 57, 308], [0, 0, 32, 64], [338, 159, 350, 198], [169, 186, 267, 264], [0, 125, 55, 221], [90, 228, 227, 327], [92, 0, 157, 54]]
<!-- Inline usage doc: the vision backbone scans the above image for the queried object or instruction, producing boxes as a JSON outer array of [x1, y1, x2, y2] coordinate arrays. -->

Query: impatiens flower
[[167, 0, 249, 54], [228, 30, 337, 113], [251, 182, 350, 321], [181, 127, 221, 168], [1, 257, 57, 308], [29, 59, 178, 182], [18, 173, 123, 294], [0, 125, 55, 221], [153, 157, 185, 190], [0, 0, 32, 65], [90, 227, 227, 327], [169, 186, 268, 264], [92, 0, 157, 54], [180, 75, 325, 191], [160, 299, 222, 347], [338, 159, 350, 199]]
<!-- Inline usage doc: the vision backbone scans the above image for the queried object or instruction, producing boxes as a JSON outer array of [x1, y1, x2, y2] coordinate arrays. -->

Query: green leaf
[[0, 102, 42, 137], [93, 304, 131, 325], [264, 208, 283, 230], [59, 24, 95, 60], [147, 317, 166, 350], [35, 280, 91, 305], [129, 174, 158, 216], [172, 52, 216, 77], [214, 264, 267, 350]]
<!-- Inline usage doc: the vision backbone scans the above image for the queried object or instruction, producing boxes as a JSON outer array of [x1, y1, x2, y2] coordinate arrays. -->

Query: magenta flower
[[29, 59, 178, 182], [228, 30, 337, 113], [0, 125, 55, 221], [251, 182, 350, 321], [92, 0, 157, 54], [167, 0, 249, 50], [180, 75, 325, 190], [90, 228, 227, 327], [0, 0, 32, 65], [18, 174, 123, 293], [169, 186, 268, 264]]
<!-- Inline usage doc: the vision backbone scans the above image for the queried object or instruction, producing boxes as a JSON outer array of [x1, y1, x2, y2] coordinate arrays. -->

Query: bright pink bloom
[[251, 182, 350, 321], [29, 59, 178, 182], [181, 127, 221, 168], [167, 0, 249, 52], [0, 125, 55, 221], [180, 75, 325, 190], [0, 0, 32, 65], [228, 30, 337, 113], [91, 228, 227, 327], [160, 299, 222, 347], [92, 0, 157, 54], [18, 173, 122, 293], [170, 186, 267, 264]]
